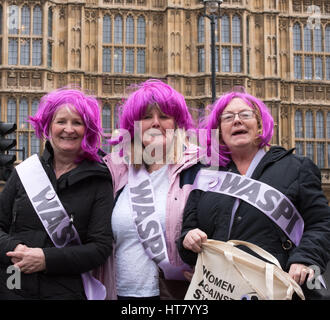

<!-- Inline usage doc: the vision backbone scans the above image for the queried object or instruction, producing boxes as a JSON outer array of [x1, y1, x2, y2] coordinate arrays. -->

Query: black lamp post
[[203, 0, 222, 103]]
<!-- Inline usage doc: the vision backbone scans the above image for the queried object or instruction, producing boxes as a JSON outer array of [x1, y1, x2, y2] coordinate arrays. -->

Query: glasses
[[220, 110, 255, 123]]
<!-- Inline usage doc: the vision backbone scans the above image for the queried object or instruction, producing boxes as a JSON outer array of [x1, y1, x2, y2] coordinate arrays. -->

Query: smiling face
[[140, 105, 176, 150], [220, 98, 260, 155], [49, 104, 85, 157]]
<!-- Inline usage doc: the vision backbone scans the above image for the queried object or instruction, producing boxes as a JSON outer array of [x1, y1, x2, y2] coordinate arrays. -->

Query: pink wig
[[204, 91, 274, 167], [114, 79, 195, 140], [29, 88, 102, 162]]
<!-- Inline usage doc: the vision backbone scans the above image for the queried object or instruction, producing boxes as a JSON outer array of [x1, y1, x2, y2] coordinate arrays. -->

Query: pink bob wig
[[29, 88, 103, 162], [111, 79, 195, 144], [204, 90, 274, 167]]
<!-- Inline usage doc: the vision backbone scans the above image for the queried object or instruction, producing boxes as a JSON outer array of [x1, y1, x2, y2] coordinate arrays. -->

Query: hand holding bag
[[184, 239, 305, 300]]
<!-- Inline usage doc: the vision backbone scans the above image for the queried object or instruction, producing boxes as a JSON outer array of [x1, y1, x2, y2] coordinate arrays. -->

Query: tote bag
[[184, 239, 305, 300]]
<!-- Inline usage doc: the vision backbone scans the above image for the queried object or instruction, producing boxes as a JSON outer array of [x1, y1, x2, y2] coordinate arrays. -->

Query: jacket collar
[[42, 141, 111, 187]]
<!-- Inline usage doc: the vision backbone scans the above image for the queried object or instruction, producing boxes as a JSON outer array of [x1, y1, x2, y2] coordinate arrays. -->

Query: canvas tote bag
[[185, 239, 305, 300]]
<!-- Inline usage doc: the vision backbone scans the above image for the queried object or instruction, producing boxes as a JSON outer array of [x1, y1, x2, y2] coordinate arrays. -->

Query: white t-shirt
[[111, 165, 169, 297]]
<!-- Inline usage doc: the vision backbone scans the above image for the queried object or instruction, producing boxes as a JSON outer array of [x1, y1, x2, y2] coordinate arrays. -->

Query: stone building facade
[[0, 0, 329, 199]]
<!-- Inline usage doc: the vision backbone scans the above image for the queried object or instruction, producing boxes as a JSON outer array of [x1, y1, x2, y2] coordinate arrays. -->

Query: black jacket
[[0, 143, 114, 300], [177, 146, 330, 274]]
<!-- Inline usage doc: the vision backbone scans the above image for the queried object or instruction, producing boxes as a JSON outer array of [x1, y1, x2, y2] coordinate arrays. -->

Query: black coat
[[177, 146, 330, 274], [0, 143, 114, 300]]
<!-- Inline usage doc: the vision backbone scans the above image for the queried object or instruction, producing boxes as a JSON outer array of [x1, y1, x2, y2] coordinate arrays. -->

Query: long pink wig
[[204, 91, 274, 167], [29, 88, 102, 162]]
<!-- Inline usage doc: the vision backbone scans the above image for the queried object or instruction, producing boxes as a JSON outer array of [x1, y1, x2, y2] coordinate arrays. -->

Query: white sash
[[16, 154, 106, 300], [128, 165, 188, 280], [193, 169, 304, 246]]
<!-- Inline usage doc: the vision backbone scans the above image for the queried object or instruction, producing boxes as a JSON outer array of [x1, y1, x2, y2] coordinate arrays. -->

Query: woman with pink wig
[[177, 89, 330, 299], [99, 79, 202, 300], [0, 88, 113, 299]]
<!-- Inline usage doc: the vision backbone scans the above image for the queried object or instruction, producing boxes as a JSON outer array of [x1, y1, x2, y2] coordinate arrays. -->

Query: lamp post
[[203, 0, 222, 103]]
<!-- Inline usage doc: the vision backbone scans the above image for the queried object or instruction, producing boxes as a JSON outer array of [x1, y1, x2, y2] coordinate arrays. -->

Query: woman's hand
[[183, 228, 208, 253], [289, 263, 314, 285], [6, 246, 46, 274]]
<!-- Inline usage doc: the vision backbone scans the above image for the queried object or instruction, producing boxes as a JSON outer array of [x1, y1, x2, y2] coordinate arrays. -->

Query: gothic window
[[295, 110, 303, 138], [314, 28, 322, 52], [126, 16, 134, 44], [48, 7, 53, 37], [137, 48, 145, 73], [293, 23, 301, 51], [102, 104, 111, 153], [103, 48, 111, 72], [303, 25, 312, 51], [233, 47, 242, 72], [295, 109, 330, 168], [221, 15, 230, 43], [114, 15, 123, 44], [21, 5, 30, 35], [232, 15, 241, 44], [33, 6, 42, 35], [137, 16, 146, 44], [198, 47, 205, 72], [8, 39, 18, 65], [222, 47, 230, 72], [294, 54, 302, 79], [20, 39, 30, 65], [304, 55, 313, 79], [198, 16, 204, 43], [7, 99, 16, 123], [126, 48, 134, 73], [7, 4, 45, 67], [102, 13, 146, 74], [293, 23, 328, 80], [19, 99, 28, 129], [325, 25, 330, 52], [103, 15, 111, 43], [305, 111, 314, 138], [114, 48, 123, 72], [32, 39, 42, 66]]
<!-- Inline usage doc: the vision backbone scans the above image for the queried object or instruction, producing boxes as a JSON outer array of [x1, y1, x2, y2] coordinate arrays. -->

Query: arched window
[[293, 23, 301, 51], [304, 55, 313, 79], [137, 16, 145, 44], [19, 99, 28, 129], [325, 25, 330, 52], [316, 111, 324, 138], [198, 16, 204, 43], [295, 110, 303, 138], [33, 6, 42, 35], [7, 99, 16, 123], [327, 112, 330, 139], [221, 15, 230, 42], [305, 111, 314, 138], [126, 16, 134, 44], [232, 15, 241, 44], [304, 25, 312, 51], [8, 5, 19, 34], [103, 15, 111, 43], [314, 28, 322, 52], [21, 5, 30, 35], [114, 15, 123, 44], [48, 7, 53, 37]]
